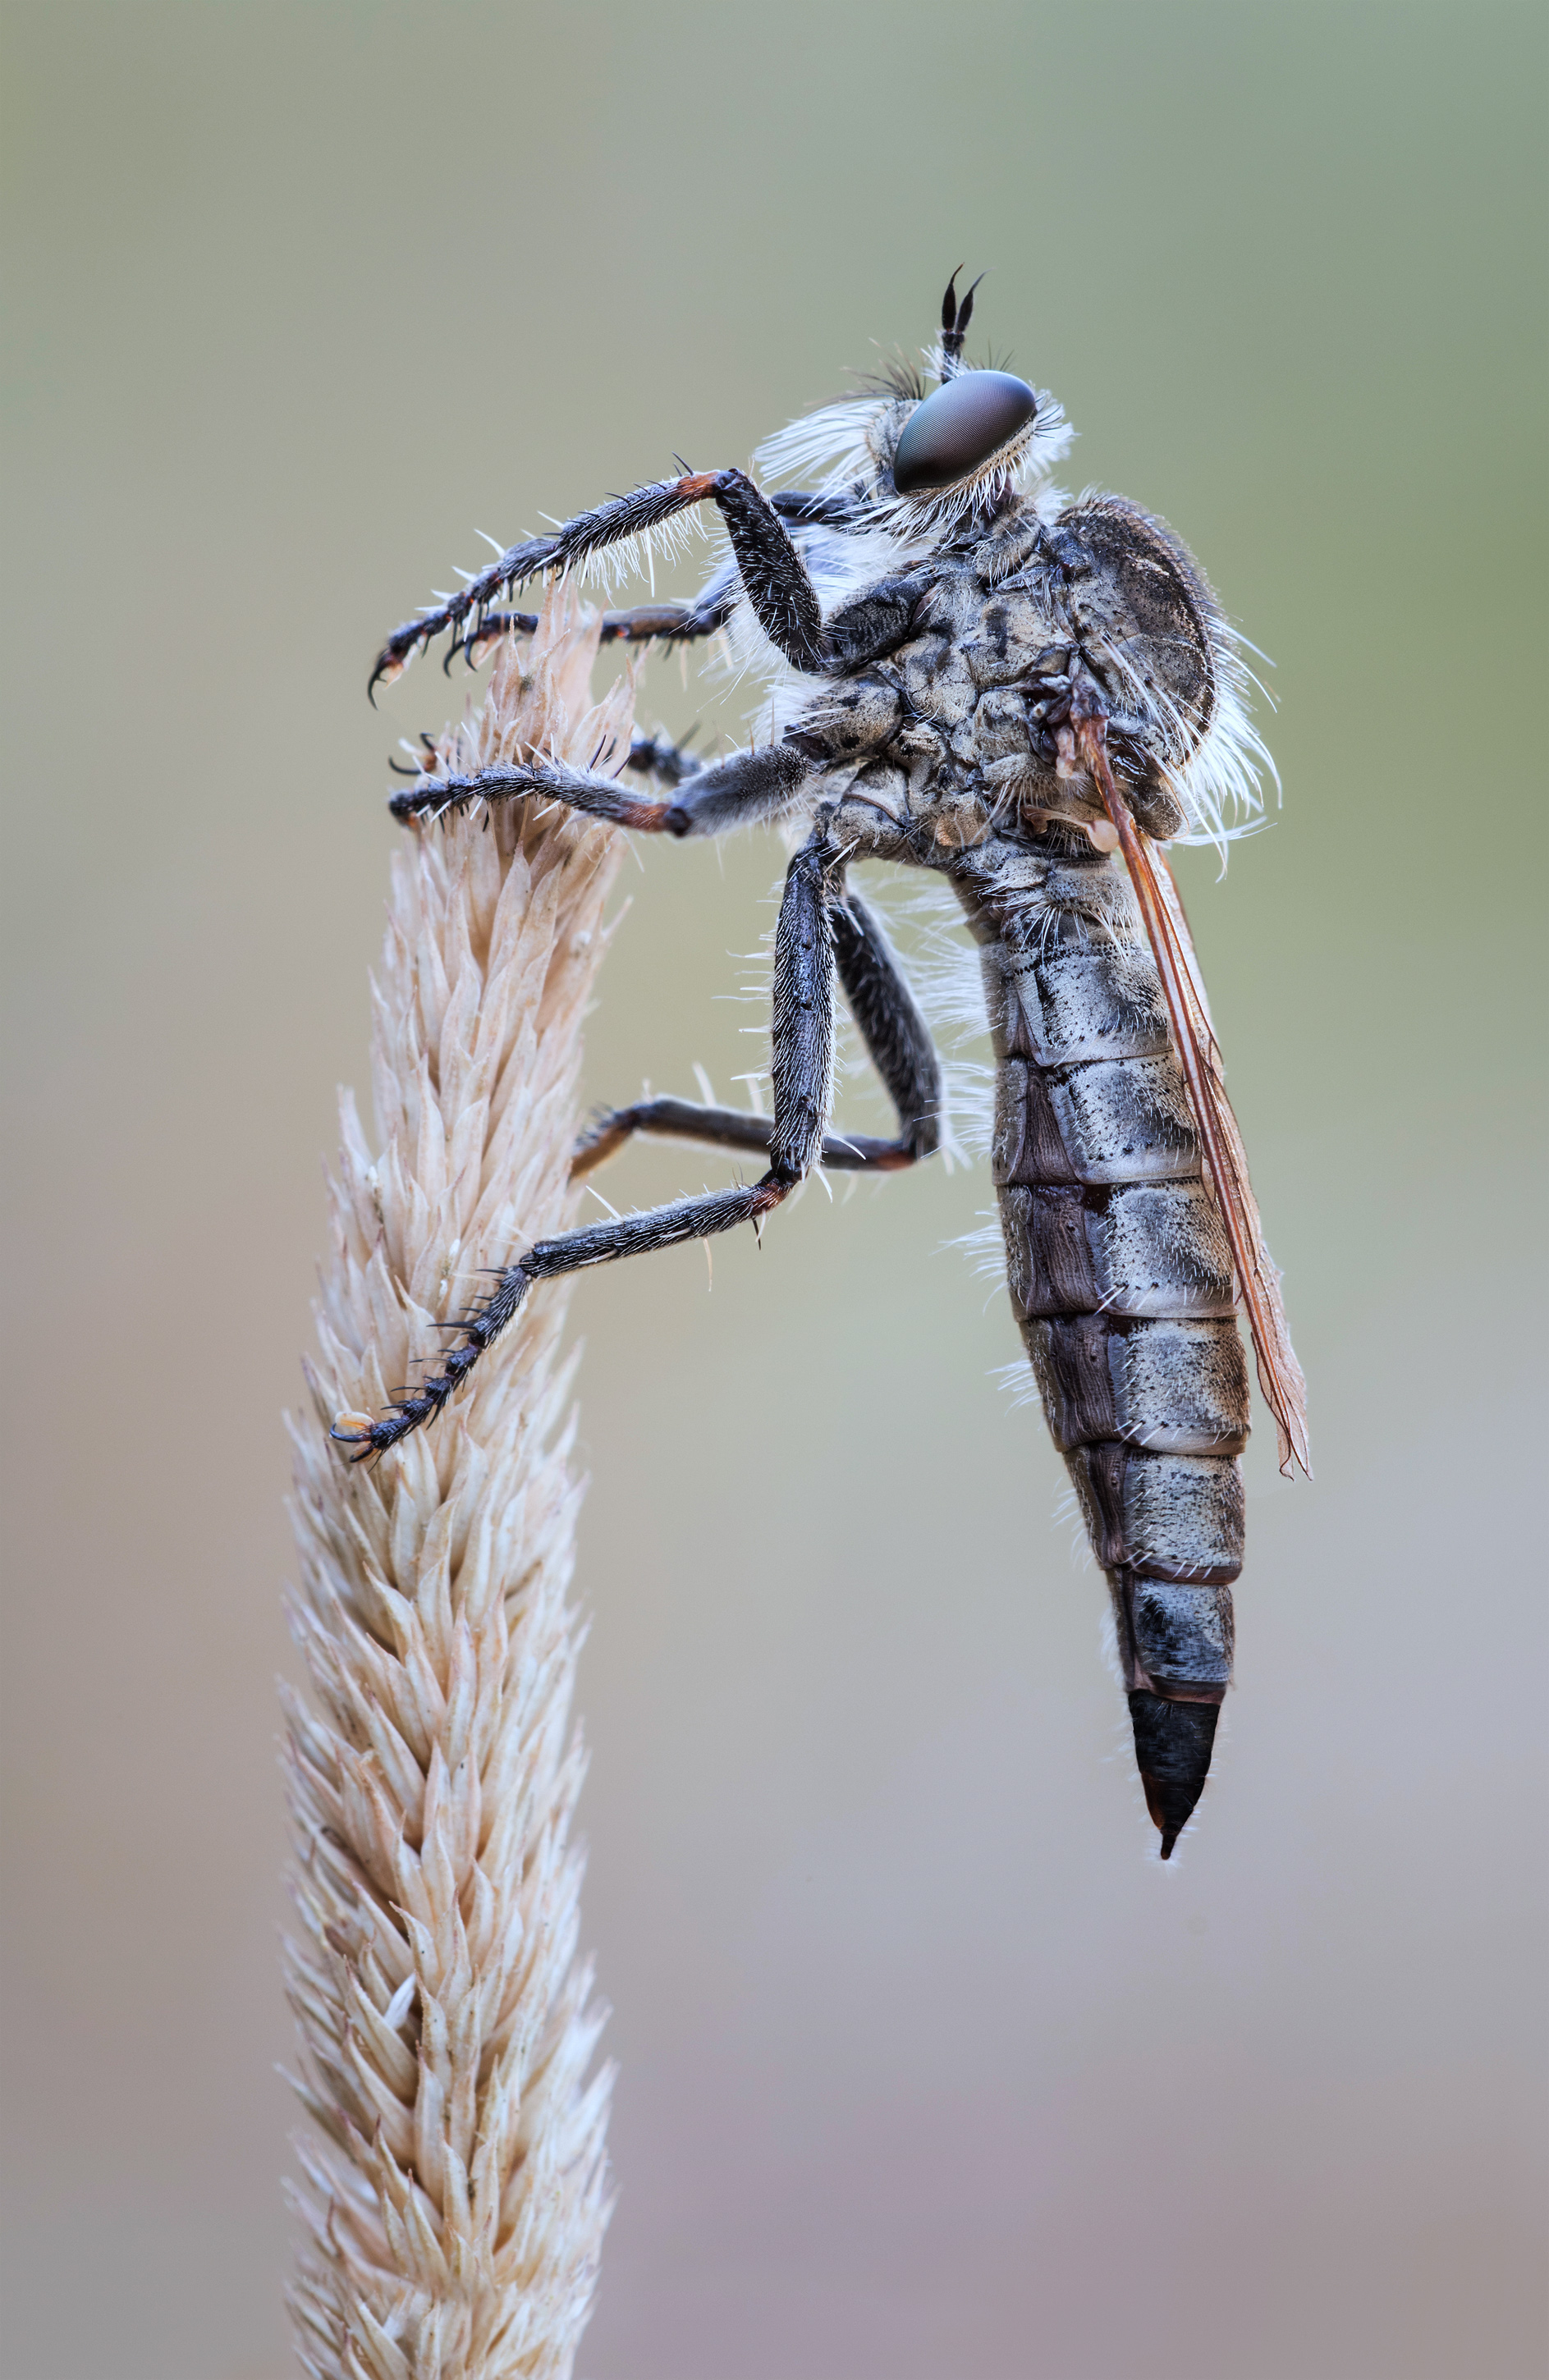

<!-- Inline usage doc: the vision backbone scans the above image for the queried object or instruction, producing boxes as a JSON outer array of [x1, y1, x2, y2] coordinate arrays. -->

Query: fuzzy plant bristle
[[282, 585, 634, 2378]]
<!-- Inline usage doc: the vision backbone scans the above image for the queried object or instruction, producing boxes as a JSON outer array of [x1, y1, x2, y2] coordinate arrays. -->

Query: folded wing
[[1082, 722, 1311, 1479]]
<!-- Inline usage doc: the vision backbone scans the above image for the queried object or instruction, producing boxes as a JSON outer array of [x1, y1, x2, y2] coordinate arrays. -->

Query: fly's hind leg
[[333, 835, 842, 1461], [575, 884, 945, 1179], [830, 888, 942, 1164], [571, 1100, 923, 1179]]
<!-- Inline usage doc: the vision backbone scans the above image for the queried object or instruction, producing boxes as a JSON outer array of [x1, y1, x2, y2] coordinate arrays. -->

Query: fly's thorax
[[968, 502, 1049, 585], [789, 527, 1194, 850], [798, 668, 905, 761], [878, 571, 1180, 845]]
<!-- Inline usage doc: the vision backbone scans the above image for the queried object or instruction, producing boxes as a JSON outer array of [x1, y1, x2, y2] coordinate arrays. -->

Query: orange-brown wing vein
[[1082, 725, 1311, 1478]]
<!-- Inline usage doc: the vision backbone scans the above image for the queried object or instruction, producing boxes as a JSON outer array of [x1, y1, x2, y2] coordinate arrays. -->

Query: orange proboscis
[[1079, 720, 1311, 1480]]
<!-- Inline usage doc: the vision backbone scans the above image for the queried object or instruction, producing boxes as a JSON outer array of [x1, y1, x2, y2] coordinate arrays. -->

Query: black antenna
[[939, 268, 984, 375]]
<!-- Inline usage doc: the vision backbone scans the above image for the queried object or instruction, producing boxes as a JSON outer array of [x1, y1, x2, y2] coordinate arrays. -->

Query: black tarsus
[[448, 586, 736, 673], [597, 597, 727, 646], [332, 835, 844, 1461], [369, 533, 558, 703]]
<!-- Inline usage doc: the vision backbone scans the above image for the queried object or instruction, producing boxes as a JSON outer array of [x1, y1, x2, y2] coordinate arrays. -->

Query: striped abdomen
[[978, 868, 1251, 1855]]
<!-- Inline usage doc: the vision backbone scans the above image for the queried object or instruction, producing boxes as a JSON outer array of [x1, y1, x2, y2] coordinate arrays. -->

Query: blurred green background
[[2, 3, 1544, 2374]]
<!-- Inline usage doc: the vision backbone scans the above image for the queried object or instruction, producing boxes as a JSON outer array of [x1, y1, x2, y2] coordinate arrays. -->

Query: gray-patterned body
[[795, 502, 1253, 1838], [365, 292, 1299, 1853]]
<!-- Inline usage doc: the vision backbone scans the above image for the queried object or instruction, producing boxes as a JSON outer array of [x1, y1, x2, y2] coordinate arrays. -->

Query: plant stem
[[283, 586, 631, 2378]]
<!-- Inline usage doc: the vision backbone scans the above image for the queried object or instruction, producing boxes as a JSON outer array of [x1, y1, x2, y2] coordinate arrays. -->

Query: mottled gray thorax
[[804, 493, 1201, 867]]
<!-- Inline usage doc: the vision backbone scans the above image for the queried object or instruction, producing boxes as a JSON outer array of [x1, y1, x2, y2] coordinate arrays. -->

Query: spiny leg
[[830, 889, 943, 1163], [392, 726, 707, 798], [386, 739, 812, 840], [575, 886, 945, 1178], [453, 603, 717, 672], [333, 837, 841, 1460], [572, 1100, 922, 1179], [443, 491, 861, 676], [370, 472, 836, 696], [334, 1179, 784, 1460], [451, 568, 740, 674]]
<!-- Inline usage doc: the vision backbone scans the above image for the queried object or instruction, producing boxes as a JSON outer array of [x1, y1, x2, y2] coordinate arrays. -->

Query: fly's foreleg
[[370, 470, 829, 695], [575, 887, 944, 1179], [332, 837, 841, 1461]]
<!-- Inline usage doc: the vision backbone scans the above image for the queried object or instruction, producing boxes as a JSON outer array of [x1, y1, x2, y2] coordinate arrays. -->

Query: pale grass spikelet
[[283, 584, 634, 2378]]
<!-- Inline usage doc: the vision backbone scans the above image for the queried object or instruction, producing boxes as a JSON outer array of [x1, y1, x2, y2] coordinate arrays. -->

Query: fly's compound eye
[[891, 371, 1038, 494]]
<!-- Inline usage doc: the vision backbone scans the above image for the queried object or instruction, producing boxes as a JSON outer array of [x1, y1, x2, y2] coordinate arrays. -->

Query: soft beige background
[[2, 3, 1544, 2375]]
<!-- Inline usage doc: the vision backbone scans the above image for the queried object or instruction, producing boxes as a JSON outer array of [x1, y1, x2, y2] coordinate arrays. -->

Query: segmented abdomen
[[974, 859, 1250, 1752]]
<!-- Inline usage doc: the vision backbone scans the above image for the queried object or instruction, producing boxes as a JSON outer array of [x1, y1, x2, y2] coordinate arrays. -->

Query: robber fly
[[336, 275, 1308, 1859]]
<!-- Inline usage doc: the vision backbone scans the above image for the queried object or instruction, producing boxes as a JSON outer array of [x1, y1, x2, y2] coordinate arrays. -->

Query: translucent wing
[[1084, 730, 1311, 1477]]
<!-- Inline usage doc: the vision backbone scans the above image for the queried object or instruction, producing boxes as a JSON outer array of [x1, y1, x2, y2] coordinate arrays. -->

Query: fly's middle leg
[[387, 739, 811, 840]]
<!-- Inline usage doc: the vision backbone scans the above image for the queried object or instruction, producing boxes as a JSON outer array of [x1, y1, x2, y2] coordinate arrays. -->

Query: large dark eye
[[891, 371, 1038, 494]]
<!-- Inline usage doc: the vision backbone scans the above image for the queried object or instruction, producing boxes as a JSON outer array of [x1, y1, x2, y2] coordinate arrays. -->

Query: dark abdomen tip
[[1127, 1690, 1220, 1859]]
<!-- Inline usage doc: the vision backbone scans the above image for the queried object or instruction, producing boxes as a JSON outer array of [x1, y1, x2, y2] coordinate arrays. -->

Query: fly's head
[[756, 272, 1075, 547]]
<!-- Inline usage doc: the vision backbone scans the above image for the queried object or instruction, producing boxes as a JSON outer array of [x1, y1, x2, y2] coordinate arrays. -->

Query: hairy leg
[[572, 1099, 921, 1179], [392, 726, 708, 794], [575, 886, 945, 1178], [451, 573, 740, 673], [830, 890, 943, 1162], [386, 739, 812, 839], [370, 473, 836, 696], [333, 839, 842, 1459]]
